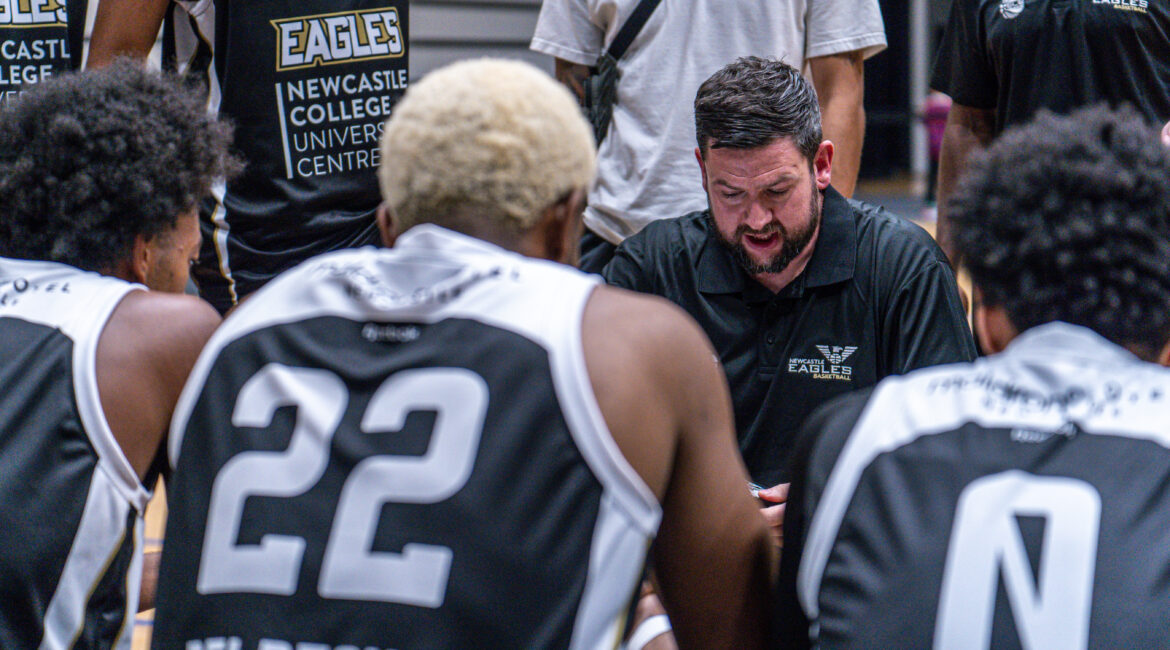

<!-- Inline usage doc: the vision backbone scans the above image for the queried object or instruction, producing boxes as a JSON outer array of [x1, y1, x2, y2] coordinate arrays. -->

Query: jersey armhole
[[548, 283, 662, 536], [71, 284, 153, 513]]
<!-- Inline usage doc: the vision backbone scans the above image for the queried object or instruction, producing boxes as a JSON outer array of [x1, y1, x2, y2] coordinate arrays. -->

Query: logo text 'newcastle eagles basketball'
[[788, 344, 859, 381], [272, 8, 403, 72], [0, 0, 66, 26]]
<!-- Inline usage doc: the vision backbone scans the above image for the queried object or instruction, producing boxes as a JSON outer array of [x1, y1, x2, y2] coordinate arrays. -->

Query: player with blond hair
[[152, 58, 775, 649]]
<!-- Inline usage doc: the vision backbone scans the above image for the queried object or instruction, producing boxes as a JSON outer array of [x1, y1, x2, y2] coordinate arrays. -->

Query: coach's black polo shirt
[[603, 187, 977, 486], [932, 0, 1170, 132]]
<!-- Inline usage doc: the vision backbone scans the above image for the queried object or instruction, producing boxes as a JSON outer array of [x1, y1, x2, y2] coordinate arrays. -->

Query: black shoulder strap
[[606, 0, 662, 61]]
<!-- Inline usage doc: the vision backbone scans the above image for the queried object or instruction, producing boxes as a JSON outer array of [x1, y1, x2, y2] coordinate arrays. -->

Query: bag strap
[[606, 0, 663, 61]]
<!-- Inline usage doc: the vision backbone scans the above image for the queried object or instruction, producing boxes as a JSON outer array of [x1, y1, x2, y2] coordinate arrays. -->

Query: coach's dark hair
[[950, 104, 1170, 360], [694, 56, 822, 161], [0, 60, 239, 273]]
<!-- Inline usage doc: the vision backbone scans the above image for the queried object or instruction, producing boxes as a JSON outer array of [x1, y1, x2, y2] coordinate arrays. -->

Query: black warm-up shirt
[[932, 0, 1170, 132]]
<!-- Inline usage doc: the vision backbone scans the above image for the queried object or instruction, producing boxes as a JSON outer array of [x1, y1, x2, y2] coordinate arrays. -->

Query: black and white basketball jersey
[[163, 0, 408, 310], [781, 322, 1170, 649], [154, 226, 661, 650], [0, 259, 150, 649]]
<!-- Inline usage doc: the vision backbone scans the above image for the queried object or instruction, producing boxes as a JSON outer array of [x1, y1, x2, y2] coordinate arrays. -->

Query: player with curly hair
[[777, 105, 1170, 648], [0, 61, 236, 649]]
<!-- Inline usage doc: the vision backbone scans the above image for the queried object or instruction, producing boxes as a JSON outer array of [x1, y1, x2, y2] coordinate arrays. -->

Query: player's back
[[0, 258, 149, 649], [792, 322, 1170, 649], [153, 225, 662, 650]]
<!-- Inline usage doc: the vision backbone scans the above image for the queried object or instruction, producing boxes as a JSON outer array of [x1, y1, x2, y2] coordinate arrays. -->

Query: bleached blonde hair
[[379, 58, 596, 233]]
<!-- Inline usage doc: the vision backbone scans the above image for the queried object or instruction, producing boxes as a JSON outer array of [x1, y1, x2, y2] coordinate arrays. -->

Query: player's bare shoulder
[[584, 284, 718, 369], [582, 284, 730, 499], [98, 291, 220, 476], [106, 291, 220, 366]]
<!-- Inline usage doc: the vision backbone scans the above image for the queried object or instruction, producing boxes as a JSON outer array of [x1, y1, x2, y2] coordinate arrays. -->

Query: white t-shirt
[[531, 0, 887, 243]]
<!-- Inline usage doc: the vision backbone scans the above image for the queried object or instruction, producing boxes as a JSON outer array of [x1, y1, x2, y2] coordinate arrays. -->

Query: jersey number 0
[[934, 471, 1101, 649], [194, 363, 489, 607]]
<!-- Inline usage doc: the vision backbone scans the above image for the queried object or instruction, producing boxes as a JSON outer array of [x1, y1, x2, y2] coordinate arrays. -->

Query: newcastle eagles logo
[[272, 8, 404, 72], [0, 0, 67, 26], [788, 344, 859, 381], [1000, 0, 1025, 19], [816, 345, 858, 365]]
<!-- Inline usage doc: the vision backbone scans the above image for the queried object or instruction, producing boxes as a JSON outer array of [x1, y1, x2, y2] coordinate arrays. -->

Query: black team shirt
[[603, 187, 977, 486], [932, 0, 1170, 132], [164, 0, 409, 312], [0, 0, 87, 103]]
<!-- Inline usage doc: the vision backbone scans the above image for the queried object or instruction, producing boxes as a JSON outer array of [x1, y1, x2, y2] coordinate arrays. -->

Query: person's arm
[[530, 0, 602, 105], [98, 292, 220, 614], [87, 0, 171, 68], [584, 288, 776, 649], [654, 325, 775, 648], [809, 51, 866, 198], [138, 550, 161, 612], [935, 104, 995, 267], [555, 58, 591, 105], [98, 291, 221, 479], [645, 304, 775, 648]]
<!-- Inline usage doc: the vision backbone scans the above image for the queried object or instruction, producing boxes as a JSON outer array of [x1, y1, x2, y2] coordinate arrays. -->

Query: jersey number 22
[[194, 363, 488, 607]]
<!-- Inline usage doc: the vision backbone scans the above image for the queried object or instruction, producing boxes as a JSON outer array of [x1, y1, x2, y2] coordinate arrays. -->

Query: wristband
[[627, 613, 672, 650]]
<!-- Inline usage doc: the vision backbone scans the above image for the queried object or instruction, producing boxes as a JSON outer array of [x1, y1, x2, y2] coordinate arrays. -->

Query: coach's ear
[[376, 203, 399, 248], [1157, 338, 1170, 368]]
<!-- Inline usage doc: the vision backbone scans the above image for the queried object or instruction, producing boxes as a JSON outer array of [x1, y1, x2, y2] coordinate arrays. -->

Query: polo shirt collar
[[696, 185, 857, 297]]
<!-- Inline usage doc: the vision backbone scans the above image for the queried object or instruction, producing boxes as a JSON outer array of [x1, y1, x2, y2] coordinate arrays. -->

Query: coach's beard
[[708, 181, 822, 276]]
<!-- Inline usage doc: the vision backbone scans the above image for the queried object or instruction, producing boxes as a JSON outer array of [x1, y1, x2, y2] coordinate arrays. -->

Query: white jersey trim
[[68, 280, 152, 513], [797, 322, 1170, 624], [0, 259, 150, 511], [548, 266, 660, 648], [570, 493, 654, 650], [548, 282, 660, 533], [78, 0, 99, 69], [38, 470, 141, 650], [207, 182, 238, 305]]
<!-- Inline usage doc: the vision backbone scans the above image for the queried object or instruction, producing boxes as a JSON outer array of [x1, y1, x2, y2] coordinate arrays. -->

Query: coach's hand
[[758, 483, 790, 549]]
